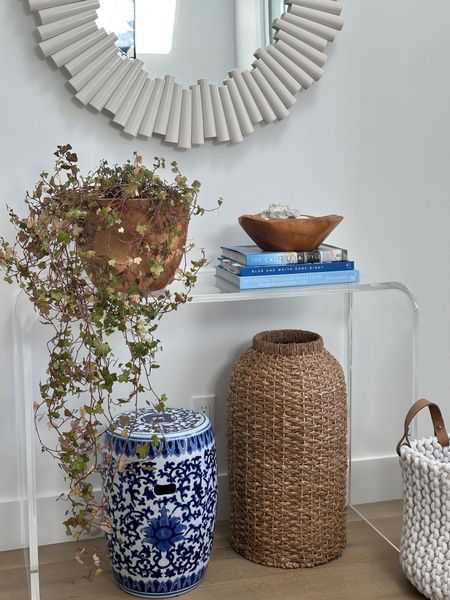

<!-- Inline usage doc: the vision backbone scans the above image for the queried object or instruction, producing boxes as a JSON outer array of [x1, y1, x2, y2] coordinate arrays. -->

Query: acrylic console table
[[13, 273, 419, 600]]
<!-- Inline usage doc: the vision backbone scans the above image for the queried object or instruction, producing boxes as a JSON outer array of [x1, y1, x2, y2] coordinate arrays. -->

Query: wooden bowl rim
[[239, 213, 344, 223]]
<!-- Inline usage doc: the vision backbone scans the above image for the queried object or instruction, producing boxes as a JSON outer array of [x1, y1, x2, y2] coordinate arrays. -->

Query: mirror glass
[[97, 0, 135, 56], [97, 0, 285, 86]]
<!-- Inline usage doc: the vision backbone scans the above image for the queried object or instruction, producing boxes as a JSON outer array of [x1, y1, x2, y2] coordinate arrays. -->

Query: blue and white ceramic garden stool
[[104, 407, 217, 598]]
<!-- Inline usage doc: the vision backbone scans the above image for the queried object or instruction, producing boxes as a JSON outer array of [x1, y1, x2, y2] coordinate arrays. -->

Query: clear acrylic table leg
[[346, 284, 420, 551], [14, 292, 40, 600]]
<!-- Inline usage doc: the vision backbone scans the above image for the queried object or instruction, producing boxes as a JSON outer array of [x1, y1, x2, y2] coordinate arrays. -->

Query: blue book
[[215, 266, 360, 290], [218, 257, 355, 277], [221, 244, 348, 266]]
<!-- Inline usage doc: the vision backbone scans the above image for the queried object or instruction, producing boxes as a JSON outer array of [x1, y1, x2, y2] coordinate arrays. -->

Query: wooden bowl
[[238, 214, 344, 252]]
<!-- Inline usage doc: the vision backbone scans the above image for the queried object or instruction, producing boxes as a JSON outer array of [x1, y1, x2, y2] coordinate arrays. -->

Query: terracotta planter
[[238, 214, 343, 252], [82, 198, 189, 293]]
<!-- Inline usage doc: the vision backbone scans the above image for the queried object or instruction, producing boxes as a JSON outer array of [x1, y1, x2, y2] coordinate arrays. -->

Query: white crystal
[[260, 203, 308, 220]]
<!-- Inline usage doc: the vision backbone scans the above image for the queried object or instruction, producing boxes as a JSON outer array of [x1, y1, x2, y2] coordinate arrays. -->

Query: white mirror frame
[[29, 0, 343, 149]]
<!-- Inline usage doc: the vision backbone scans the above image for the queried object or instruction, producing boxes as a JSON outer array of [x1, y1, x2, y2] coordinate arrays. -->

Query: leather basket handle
[[396, 398, 449, 456]]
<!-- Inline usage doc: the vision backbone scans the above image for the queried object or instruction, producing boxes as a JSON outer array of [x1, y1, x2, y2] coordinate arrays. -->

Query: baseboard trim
[[350, 454, 402, 505]]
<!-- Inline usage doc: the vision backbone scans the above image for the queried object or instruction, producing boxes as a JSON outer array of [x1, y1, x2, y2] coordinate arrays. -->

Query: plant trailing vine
[[0, 145, 220, 578]]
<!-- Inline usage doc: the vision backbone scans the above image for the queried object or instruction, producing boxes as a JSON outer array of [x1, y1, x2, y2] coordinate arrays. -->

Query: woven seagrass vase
[[227, 330, 347, 569]]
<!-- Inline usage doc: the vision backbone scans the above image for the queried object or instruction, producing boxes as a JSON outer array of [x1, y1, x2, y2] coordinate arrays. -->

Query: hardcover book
[[215, 266, 360, 290], [221, 244, 348, 266], [218, 257, 355, 277]]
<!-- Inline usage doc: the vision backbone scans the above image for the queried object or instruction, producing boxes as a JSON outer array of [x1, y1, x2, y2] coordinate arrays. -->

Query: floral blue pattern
[[104, 407, 217, 598], [144, 507, 186, 552], [107, 426, 214, 458], [107, 407, 208, 439]]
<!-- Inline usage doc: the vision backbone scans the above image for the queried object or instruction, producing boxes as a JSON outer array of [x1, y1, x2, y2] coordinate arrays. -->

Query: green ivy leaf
[[57, 231, 70, 244], [118, 370, 130, 383], [150, 261, 164, 277], [136, 443, 150, 460]]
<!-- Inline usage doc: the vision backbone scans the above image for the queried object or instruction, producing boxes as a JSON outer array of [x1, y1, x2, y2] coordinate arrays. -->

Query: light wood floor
[[0, 502, 423, 600]]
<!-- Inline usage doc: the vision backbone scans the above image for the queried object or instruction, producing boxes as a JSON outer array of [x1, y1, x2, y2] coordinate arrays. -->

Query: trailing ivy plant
[[0, 145, 219, 579]]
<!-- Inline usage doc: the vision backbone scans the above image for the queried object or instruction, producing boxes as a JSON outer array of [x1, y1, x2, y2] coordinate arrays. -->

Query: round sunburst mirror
[[29, 0, 343, 148]]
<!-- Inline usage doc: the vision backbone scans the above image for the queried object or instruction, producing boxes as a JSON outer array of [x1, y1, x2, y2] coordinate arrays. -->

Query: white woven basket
[[397, 399, 450, 600]]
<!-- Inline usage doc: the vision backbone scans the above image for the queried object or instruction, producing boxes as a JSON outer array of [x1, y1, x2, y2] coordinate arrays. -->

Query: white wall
[[1, 0, 450, 551]]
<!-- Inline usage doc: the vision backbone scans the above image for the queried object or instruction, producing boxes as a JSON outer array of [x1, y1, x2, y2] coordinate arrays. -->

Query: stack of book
[[215, 244, 359, 290]]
